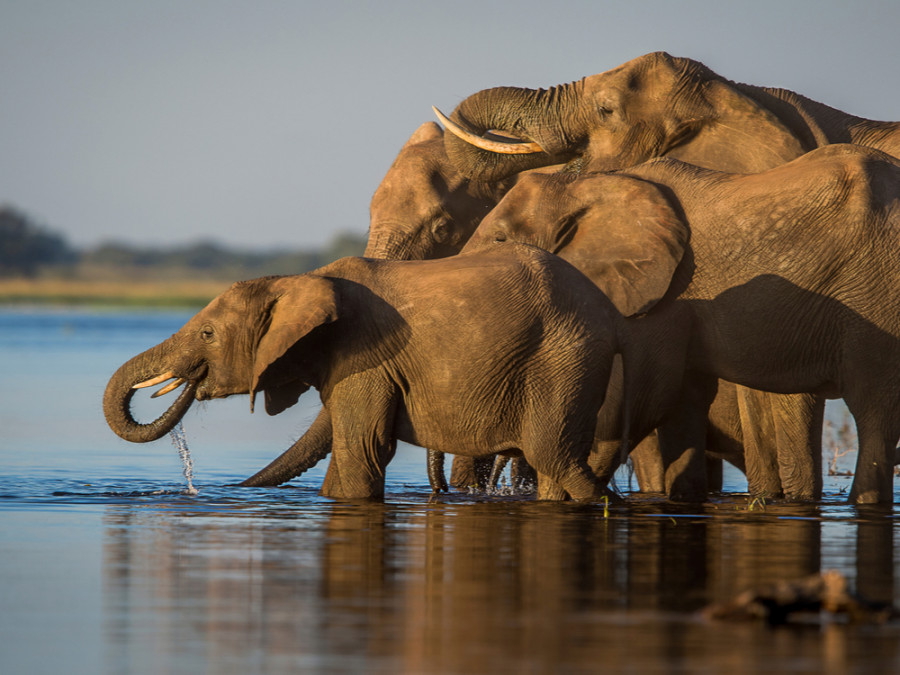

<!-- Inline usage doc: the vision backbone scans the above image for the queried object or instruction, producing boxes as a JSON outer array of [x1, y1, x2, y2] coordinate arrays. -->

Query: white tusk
[[432, 106, 544, 154], [132, 371, 176, 389], [151, 378, 185, 398]]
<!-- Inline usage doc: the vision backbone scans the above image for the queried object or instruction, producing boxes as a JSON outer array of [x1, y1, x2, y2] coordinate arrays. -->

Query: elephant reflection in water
[[315, 502, 898, 672], [98, 499, 897, 671]]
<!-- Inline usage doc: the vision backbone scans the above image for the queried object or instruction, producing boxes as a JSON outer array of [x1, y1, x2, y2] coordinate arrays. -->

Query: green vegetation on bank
[[0, 204, 366, 307]]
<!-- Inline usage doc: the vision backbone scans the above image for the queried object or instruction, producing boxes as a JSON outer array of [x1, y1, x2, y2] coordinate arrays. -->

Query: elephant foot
[[849, 488, 882, 505]]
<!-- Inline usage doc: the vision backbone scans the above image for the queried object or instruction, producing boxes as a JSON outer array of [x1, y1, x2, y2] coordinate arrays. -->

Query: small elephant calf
[[104, 244, 623, 501]]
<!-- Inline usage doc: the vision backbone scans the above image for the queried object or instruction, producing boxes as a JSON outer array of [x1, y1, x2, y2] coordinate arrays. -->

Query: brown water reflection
[[102, 497, 900, 673]]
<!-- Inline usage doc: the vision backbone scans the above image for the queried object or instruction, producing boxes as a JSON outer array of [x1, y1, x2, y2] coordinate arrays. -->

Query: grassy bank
[[0, 277, 231, 308]]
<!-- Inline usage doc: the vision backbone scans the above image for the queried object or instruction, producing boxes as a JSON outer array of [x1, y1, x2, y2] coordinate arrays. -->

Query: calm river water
[[1, 307, 899, 673]]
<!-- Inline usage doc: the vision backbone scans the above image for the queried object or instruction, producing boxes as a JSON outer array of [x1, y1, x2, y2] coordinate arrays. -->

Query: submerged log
[[702, 570, 898, 625]]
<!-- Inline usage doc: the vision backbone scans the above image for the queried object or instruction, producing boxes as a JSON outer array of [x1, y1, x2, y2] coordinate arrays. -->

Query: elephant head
[[463, 170, 689, 318], [365, 122, 506, 260], [437, 52, 808, 182], [104, 275, 339, 443]]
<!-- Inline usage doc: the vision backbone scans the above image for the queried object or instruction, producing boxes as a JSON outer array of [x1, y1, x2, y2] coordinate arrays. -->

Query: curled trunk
[[103, 345, 197, 443], [443, 82, 582, 183]]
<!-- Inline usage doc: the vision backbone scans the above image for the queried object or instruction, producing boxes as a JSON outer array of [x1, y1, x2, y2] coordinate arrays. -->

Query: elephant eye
[[431, 218, 453, 244], [200, 325, 215, 342], [493, 232, 507, 243]]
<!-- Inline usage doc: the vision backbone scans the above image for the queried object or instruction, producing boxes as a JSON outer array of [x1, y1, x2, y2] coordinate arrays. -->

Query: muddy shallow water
[[2, 308, 899, 673]]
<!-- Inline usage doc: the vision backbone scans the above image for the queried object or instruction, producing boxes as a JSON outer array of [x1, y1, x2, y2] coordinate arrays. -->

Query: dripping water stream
[[169, 421, 199, 495]]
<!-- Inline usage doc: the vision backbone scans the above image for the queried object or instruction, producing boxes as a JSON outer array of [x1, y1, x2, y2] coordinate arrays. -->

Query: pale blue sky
[[1, 0, 898, 250]]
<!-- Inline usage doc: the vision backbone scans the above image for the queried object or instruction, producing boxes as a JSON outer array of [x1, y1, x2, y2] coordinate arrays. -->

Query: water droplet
[[169, 422, 199, 495]]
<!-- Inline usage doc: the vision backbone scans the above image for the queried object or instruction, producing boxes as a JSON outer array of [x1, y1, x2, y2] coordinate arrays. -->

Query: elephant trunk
[[240, 407, 334, 486], [443, 81, 584, 182], [364, 230, 418, 260], [103, 344, 198, 443]]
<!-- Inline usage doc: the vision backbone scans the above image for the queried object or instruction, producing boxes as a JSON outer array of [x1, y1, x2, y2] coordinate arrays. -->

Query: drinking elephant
[[462, 144, 900, 504], [104, 244, 623, 501]]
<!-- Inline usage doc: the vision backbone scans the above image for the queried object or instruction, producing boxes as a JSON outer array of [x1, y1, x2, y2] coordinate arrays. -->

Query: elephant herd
[[104, 52, 900, 505]]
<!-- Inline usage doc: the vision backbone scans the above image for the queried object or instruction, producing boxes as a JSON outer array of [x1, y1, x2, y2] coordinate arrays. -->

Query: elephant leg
[[536, 472, 569, 500], [846, 407, 899, 505], [773, 393, 824, 500], [630, 432, 665, 493], [449, 455, 493, 490], [427, 450, 449, 493], [326, 381, 399, 500], [736, 386, 782, 498], [240, 407, 333, 486], [488, 455, 511, 489], [657, 377, 716, 502], [705, 381, 746, 480], [706, 457, 723, 492], [320, 454, 343, 496], [509, 458, 537, 490], [526, 440, 615, 502]]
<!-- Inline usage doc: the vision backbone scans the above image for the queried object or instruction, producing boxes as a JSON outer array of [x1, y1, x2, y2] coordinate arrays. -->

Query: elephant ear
[[251, 275, 339, 414], [665, 79, 808, 173], [558, 174, 688, 317]]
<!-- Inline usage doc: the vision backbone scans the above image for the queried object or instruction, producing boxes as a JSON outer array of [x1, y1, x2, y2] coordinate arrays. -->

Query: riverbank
[[0, 277, 230, 308]]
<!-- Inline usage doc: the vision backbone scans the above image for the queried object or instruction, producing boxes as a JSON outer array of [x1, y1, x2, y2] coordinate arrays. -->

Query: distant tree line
[[0, 206, 77, 276], [0, 204, 366, 279]]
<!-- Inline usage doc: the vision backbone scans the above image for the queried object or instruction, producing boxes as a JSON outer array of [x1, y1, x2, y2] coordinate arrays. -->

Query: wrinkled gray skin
[[463, 144, 900, 504], [105, 245, 622, 502], [442, 51, 900, 498]]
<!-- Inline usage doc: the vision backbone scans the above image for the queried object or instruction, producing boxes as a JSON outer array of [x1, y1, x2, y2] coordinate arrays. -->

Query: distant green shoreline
[[0, 278, 229, 309]]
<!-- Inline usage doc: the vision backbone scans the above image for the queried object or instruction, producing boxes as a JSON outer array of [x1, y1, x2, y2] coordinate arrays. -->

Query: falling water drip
[[169, 422, 198, 495]]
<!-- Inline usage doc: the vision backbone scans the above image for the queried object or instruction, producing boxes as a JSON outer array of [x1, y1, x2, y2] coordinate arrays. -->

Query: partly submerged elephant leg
[[509, 457, 538, 490], [242, 406, 452, 493], [427, 450, 449, 493], [737, 388, 823, 500], [657, 377, 716, 502], [774, 393, 824, 500], [845, 396, 900, 505], [736, 386, 782, 498], [629, 433, 665, 492], [449, 455, 493, 490], [486, 455, 537, 491]]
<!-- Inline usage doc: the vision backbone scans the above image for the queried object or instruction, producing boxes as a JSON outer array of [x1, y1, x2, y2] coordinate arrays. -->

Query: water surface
[[1, 308, 898, 673]]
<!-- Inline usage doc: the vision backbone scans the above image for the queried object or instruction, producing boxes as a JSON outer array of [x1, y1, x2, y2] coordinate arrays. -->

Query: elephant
[[461, 143, 900, 504], [103, 244, 623, 502], [435, 50, 900, 498], [436, 51, 900, 181]]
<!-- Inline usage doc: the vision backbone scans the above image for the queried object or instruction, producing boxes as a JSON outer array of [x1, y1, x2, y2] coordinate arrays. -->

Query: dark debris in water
[[702, 570, 899, 626]]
